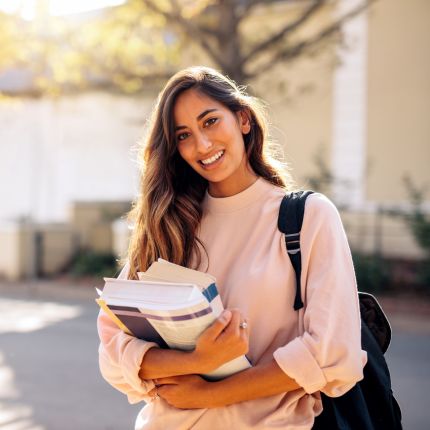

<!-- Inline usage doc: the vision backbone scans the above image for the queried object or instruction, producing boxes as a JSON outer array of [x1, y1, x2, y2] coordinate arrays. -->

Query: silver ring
[[239, 321, 248, 329]]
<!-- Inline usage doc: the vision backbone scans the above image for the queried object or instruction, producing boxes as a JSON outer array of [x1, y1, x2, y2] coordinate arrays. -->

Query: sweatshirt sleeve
[[273, 193, 367, 397], [97, 263, 160, 404]]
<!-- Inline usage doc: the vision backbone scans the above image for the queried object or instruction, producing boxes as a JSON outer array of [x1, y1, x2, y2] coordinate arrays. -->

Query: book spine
[[202, 283, 218, 302]]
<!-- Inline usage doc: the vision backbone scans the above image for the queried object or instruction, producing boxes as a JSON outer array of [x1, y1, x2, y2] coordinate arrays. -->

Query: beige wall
[[245, 2, 336, 188], [0, 202, 133, 280], [0, 223, 35, 279], [366, 0, 430, 204], [265, 56, 334, 189], [0, 222, 75, 280], [38, 225, 77, 275], [112, 218, 130, 261], [69, 201, 131, 252], [340, 210, 425, 259], [248, 0, 430, 205]]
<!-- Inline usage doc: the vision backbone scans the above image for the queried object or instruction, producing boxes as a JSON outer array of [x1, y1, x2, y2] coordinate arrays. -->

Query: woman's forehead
[[173, 89, 224, 122]]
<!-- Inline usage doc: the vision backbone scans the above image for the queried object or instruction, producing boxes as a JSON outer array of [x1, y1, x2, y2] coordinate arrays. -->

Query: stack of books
[[96, 259, 251, 379]]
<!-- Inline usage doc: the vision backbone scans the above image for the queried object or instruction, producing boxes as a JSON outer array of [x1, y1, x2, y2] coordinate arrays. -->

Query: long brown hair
[[127, 66, 293, 279]]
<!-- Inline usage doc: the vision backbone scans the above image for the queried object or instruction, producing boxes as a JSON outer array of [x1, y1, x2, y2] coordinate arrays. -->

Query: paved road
[[0, 281, 142, 430], [0, 281, 429, 430]]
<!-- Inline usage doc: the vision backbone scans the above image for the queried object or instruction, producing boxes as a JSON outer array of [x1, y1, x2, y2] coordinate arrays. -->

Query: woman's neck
[[208, 165, 258, 198]]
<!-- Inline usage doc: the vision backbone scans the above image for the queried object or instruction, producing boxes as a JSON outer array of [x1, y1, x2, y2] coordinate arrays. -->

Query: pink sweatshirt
[[97, 178, 367, 429]]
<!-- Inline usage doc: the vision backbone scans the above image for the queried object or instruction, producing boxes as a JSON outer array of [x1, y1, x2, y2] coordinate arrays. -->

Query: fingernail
[[221, 310, 231, 320]]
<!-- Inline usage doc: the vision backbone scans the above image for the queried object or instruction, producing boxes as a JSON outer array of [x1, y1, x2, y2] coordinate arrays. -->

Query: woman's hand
[[137, 309, 248, 381], [149, 375, 220, 409], [192, 309, 249, 373]]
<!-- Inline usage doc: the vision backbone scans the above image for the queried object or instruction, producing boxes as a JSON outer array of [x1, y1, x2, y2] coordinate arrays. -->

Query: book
[[96, 259, 251, 380], [138, 258, 223, 316]]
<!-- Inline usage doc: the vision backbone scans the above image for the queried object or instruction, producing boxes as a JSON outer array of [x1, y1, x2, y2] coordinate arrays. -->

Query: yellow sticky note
[[96, 298, 133, 336]]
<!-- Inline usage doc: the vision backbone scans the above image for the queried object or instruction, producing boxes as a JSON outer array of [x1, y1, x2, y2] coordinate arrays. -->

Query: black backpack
[[277, 191, 403, 430]]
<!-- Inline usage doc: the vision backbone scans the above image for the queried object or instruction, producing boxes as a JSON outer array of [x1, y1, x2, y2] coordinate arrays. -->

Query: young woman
[[97, 66, 367, 429]]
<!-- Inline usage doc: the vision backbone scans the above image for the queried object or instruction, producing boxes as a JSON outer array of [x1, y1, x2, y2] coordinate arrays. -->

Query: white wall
[[331, 0, 368, 209], [0, 92, 152, 223]]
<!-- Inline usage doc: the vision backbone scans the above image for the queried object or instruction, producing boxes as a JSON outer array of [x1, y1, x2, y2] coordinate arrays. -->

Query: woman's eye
[[177, 133, 189, 142], [204, 117, 218, 127]]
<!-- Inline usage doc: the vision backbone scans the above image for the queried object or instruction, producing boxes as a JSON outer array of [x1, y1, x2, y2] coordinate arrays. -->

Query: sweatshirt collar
[[202, 177, 272, 213]]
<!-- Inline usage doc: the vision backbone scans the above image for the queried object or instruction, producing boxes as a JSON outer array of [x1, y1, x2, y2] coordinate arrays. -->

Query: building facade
[[0, 0, 428, 278]]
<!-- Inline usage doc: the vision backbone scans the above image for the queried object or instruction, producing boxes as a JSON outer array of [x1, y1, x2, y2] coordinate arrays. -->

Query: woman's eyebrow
[[175, 108, 219, 131]]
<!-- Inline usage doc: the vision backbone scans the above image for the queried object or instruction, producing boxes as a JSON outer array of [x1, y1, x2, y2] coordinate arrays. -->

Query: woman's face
[[173, 88, 256, 197]]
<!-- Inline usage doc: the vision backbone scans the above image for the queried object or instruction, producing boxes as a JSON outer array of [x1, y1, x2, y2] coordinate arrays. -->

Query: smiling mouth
[[199, 150, 225, 166]]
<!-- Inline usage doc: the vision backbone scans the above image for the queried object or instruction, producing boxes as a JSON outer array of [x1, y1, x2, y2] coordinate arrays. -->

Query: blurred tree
[[304, 143, 354, 208], [380, 175, 430, 290], [0, 1, 179, 96], [305, 145, 337, 196], [403, 176, 430, 254], [0, 0, 375, 96]]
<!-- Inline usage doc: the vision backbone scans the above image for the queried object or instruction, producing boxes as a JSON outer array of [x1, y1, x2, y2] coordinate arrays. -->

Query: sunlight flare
[[0, 298, 82, 334], [0, 0, 126, 20]]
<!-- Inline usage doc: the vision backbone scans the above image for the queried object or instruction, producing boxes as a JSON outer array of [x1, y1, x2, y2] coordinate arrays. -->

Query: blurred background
[[0, 0, 429, 429]]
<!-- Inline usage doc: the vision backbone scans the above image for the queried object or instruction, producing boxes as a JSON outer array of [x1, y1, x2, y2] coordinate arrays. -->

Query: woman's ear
[[238, 110, 251, 135]]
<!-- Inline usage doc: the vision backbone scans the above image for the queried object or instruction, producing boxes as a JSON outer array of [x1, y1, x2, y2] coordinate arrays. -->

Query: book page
[[203, 355, 252, 380], [147, 311, 216, 350], [96, 298, 133, 335], [155, 259, 216, 283], [145, 260, 215, 292], [138, 269, 224, 316]]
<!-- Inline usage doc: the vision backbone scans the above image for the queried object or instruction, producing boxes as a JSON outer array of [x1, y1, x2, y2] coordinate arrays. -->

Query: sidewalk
[[0, 277, 100, 301], [2, 278, 429, 328]]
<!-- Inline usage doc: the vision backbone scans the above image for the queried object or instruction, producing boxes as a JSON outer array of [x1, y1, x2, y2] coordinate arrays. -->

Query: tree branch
[[241, 0, 326, 67], [239, 0, 292, 18], [247, 0, 375, 79], [140, 0, 225, 69]]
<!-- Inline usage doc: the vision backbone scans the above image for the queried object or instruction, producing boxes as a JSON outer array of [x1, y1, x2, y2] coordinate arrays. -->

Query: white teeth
[[201, 150, 224, 165]]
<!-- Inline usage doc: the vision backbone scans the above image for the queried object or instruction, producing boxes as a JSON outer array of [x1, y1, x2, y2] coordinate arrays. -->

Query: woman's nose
[[195, 131, 213, 153]]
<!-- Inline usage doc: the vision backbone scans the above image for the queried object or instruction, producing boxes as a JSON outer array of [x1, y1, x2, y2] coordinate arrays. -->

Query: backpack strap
[[278, 191, 393, 353], [277, 190, 314, 310]]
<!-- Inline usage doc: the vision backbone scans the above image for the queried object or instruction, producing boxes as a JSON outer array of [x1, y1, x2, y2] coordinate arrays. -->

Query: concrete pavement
[[0, 280, 142, 430]]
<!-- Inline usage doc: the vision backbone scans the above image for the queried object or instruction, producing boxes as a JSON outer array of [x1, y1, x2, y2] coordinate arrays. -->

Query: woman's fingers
[[221, 310, 249, 355], [194, 308, 249, 371], [223, 309, 241, 336], [201, 310, 232, 341], [154, 376, 180, 385], [148, 387, 157, 398]]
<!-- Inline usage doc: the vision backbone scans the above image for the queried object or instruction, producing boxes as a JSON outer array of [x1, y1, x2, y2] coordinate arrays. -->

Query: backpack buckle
[[285, 232, 301, 254]]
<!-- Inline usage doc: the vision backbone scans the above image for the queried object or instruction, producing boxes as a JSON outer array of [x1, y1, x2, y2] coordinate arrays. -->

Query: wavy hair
[[126, 66, 293, 279]]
